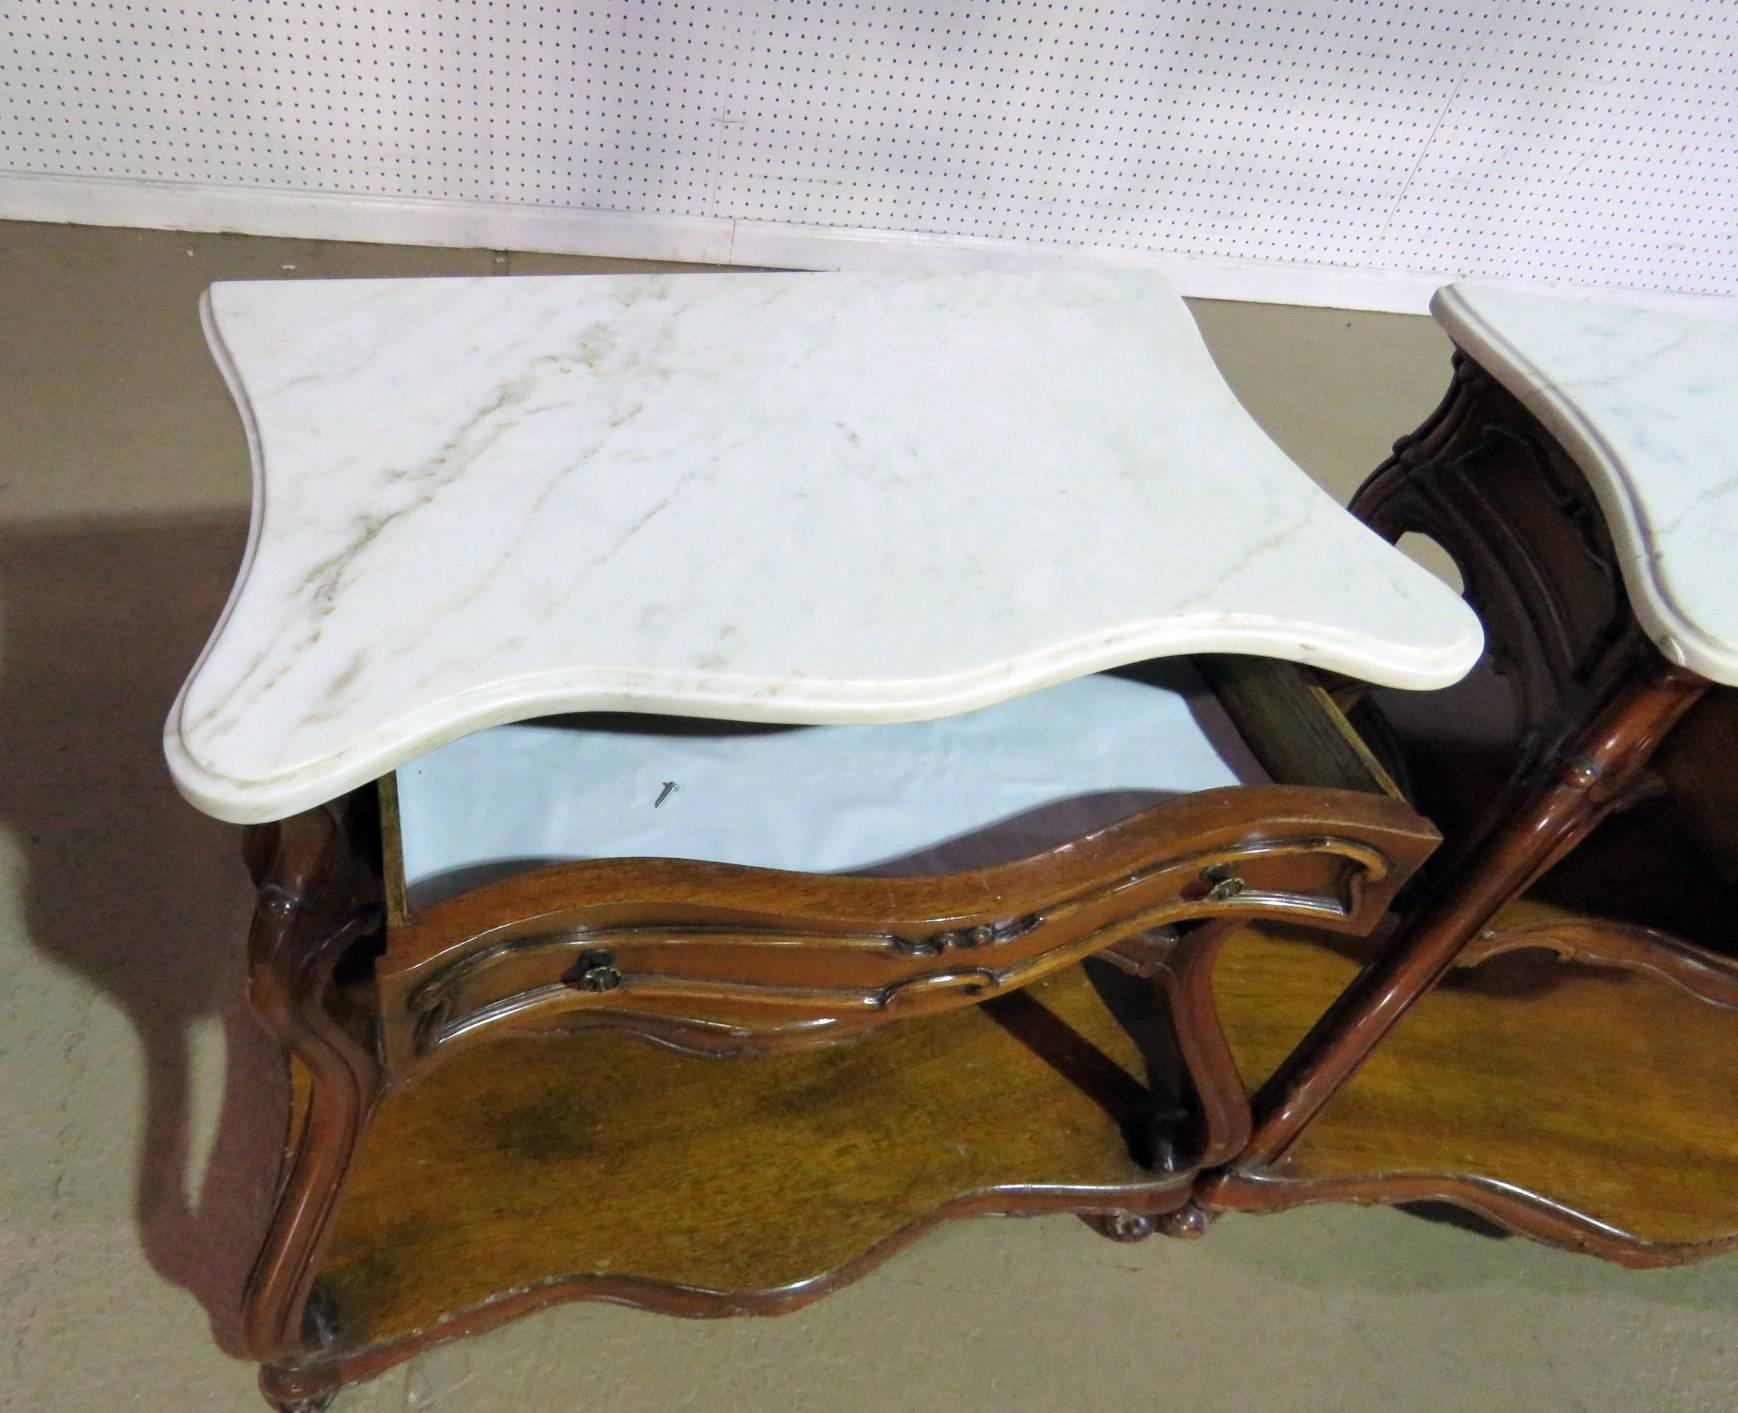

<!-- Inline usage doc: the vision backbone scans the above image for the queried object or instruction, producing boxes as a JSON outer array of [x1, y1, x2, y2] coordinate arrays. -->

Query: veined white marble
[[167, 271, 1481, 823], [1434, 282, 1738, 687]]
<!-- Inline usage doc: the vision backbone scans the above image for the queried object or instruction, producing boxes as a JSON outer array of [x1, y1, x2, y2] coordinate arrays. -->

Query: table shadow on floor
[[0, 512, 281, 1358]]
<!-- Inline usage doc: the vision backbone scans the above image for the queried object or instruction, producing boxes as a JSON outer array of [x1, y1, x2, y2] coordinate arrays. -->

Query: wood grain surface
[[1209, 915, 1738, 1261], [289, 962, 1186, 1381]]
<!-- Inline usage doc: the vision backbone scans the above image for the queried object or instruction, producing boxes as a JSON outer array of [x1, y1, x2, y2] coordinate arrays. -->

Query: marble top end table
[[167, 271, 1480, 1407], [1200, 284, 1738, 1266]]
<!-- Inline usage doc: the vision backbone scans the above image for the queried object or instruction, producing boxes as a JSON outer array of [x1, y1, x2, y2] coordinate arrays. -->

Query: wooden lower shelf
[[279, 894, 1738, 1402], [1212, 913, 1738, 1262], [305, 962, 1184, 1364]]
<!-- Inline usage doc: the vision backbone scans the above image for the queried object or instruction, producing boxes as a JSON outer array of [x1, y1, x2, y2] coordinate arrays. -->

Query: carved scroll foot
[[1101, 919, 1253, 1175], [240, 800, 385, 1387], [267, 1395, 335, 1413], [1082, 1210, 1158, 1243], [1155, 1201, 1214, 1241], [260, 1373, 336, 1413]]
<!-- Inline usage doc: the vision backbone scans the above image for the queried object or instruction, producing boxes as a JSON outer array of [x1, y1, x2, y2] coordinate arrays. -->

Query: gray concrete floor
[[3, 219, 1735, 1412]]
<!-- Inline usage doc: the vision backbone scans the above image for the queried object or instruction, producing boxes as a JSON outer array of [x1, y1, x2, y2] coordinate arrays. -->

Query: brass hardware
[[571, 949, 623, 993], [1202, 864, 1247, 902], [896, 914, 1042, 957]]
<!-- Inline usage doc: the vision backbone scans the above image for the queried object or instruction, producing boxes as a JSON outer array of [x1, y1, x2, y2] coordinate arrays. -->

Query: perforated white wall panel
[[3, 2, 1733, 309]]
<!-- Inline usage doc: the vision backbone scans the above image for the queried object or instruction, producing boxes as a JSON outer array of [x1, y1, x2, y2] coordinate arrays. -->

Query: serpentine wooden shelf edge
[[1205, 918, 1738, 1267], [262, 964, 1196, 1405]]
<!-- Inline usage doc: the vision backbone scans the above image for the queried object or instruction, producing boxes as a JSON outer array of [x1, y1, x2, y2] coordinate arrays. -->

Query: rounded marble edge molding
[[1429, 283, 1737, 688], [161, 288, 282, 822], [165, 601, 1483, 825]]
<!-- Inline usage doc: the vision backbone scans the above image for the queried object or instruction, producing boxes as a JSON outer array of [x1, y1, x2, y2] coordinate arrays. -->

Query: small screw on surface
[[578, 962, 622, 993], [655, 781, 678, 808], [572, 949, 623, 993], [1202, 864, 1247, 902]]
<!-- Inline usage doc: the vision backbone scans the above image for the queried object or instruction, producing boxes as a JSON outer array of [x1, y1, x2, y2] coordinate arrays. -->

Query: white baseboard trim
[[0, 171, 1452, 313]]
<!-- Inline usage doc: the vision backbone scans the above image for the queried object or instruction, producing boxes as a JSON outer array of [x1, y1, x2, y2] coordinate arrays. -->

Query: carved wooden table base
[[243, 774, 1436, 1408], [229, 350, 1738, 1410]]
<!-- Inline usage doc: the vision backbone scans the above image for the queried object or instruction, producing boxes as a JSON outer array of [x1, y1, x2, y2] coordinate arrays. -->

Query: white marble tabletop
[[1434, 282, 1738, 687], [167, 271, 1481, 823]]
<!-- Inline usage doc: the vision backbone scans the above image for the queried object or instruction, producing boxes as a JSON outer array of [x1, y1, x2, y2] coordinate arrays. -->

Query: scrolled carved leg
[[241, 797, 385, 1387], [1100, 919, 1250, 1174]]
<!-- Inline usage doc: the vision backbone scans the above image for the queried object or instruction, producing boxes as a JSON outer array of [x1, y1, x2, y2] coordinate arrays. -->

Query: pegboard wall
[[2, 1, 1733, 309]]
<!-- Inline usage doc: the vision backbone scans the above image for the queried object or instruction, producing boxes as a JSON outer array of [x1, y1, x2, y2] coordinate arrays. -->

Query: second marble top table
[[167, 271, 1481, 823], [1432, 282, 1738, 687]]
